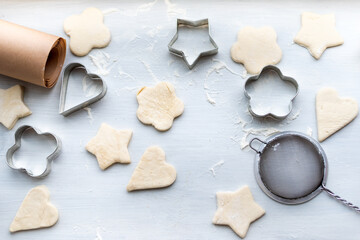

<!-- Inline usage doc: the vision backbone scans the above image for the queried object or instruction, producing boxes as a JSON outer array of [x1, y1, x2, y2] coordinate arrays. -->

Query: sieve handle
[[249, 138, 267, 154], [322, 184, 360, 213]]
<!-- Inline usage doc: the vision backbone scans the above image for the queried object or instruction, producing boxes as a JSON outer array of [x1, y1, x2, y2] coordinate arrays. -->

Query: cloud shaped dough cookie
[[64, 7, 111, 56], [231, 26, 282, 74], [136, 82, 184, 131]]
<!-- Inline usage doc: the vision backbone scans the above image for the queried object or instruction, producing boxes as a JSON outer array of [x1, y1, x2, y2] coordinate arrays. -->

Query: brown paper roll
[[0, 20, 66, 88]]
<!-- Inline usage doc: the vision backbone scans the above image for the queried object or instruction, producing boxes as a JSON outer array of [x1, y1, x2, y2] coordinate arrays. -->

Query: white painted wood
[[0, 0, 359, 239]]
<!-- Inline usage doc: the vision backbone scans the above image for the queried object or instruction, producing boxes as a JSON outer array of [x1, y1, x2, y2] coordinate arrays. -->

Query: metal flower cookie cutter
[[6, 125, 62, 178], [249, 131, 359, 213], [244, 65, 299, 120], [59, 63, 107, 116], [168, 18, 218, 69]]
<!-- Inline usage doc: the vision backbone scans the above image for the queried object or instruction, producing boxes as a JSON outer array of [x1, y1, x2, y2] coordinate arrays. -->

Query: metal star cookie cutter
[[168, 18, 218, 69], [6, 125, 62, 178], [59, 63, 107, 116], [244, 65, 299, 120]]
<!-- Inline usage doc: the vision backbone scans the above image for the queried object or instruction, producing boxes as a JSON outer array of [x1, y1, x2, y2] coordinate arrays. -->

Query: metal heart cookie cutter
[[249, 131, 359, 213], [59, 63, 107, 116], [244, 65, 299, 120], [168, 18, 218, 69], [6, 125, 62, 178]]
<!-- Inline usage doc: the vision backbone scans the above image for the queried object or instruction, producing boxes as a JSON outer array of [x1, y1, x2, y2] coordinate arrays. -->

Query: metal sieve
[[249, 131, 359, 212]]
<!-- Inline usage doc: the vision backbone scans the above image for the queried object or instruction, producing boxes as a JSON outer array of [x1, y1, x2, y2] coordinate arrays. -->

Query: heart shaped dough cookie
[[10, 185, 58, 233], [127, 146, 176, 192], [316, 88, 358, 142]]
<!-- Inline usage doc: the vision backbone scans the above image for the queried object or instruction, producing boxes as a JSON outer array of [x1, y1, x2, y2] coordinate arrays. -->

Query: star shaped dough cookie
[[294, 12, 344, 59], [86, 123, 132, 170], [213, 186, 265, 238], [0, 85, 31, 130], [136, 82, 184, 131], [231, 26, 282, 74], [64, 7, 111, 56]]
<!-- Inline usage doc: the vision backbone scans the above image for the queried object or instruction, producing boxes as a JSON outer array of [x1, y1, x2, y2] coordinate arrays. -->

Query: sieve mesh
[[258, 135, 324, 199]]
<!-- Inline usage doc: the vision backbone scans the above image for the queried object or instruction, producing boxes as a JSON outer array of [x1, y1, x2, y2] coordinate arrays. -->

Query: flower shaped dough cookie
[[0, 85, 31, 130], [294, 12, 343, 59], [137, 82, 184, 131], [231, 26, 282, 74], [64, 7, 111, 56]]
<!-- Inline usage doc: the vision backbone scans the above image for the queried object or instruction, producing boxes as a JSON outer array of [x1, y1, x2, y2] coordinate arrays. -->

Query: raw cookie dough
[[0, 85, 31, 130], [231, 26, 282, 74], [127, 146, 176, 192], [316, 88, 358, 142], [86, 123, 132, 170], [213, 186, 265, 238], [64, 7, 111, 56], [136, 82, 184, 131], [10, 186, 58, 233], [294, 12, 344, 59]]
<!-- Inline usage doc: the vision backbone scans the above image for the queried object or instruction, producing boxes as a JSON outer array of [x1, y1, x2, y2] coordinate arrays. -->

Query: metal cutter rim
[[6, 125, 62, 178], [168, 18, 218, 69]]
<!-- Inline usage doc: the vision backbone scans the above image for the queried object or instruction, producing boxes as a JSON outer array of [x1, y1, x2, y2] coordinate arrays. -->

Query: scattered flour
[[280, 109, 301, 126], [240, 127, 280, 149], [118, 68, 136, 81], [95, 227, 103, 240], [203, 81, 217, 105], [140, 59, 159, 83], [207, 59, 241, 77], [230, 113, 281, 149], [102, 8, 119, 15], [164, 0, 186, 16], [209, 160, 225, 177], [306, 127, 313, 136], [146, 26, 163, 38], [173, 70, 180, 77], [287, 109, 301, 121], [168, 59, 175, 66], [116, 86, 142, 95], [203, 59, 242, 105], [137, 0, 158, 13], [206, 92, 216, 105], [115, 0, 158, 16], [89, 51, 117, 76], [82, 75, 101, 98], [116, 0, 185, 17], [272, 143, 280, 151], [241, 70, 247, 79], [83, 107, 93, 123]]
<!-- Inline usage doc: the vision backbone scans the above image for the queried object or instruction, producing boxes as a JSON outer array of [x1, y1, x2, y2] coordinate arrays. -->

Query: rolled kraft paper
[[0, 20, 66, 88]]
